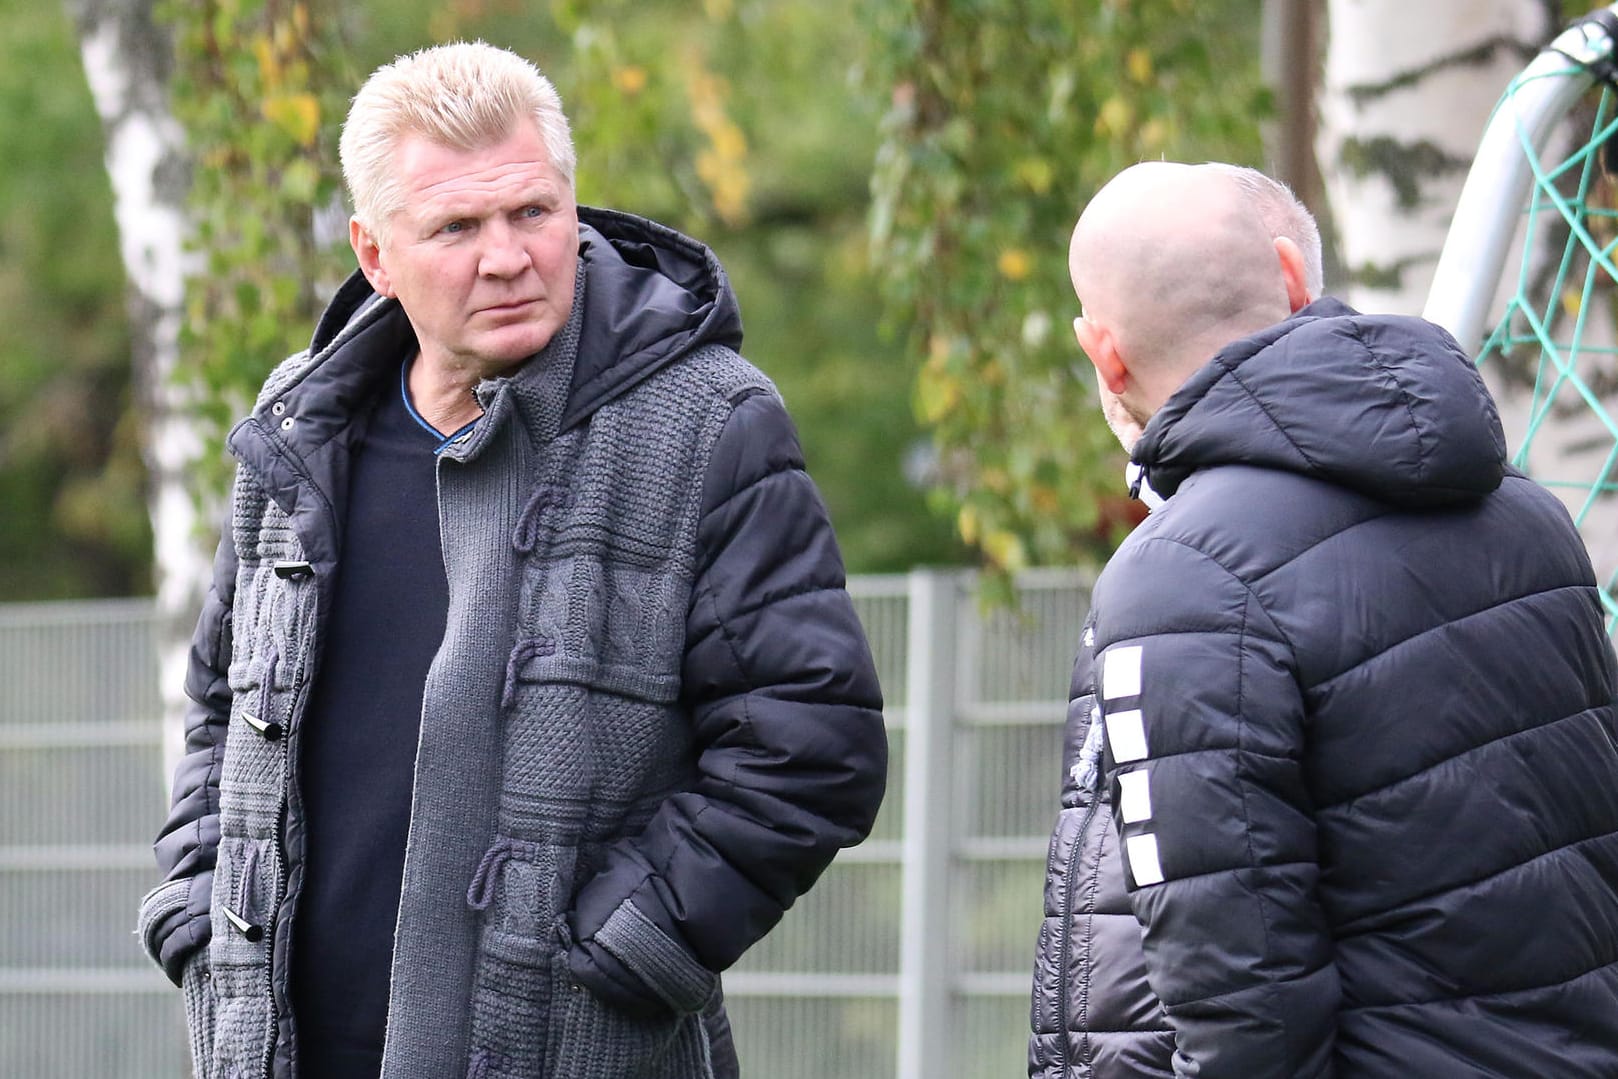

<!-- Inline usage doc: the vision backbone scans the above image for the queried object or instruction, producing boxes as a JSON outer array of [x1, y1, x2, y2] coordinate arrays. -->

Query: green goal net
[[1427, 7, 1618, 632]]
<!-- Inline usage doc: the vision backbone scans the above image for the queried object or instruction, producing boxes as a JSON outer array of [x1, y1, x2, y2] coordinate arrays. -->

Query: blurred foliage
[[339, 0, 966, 570], [863, 0, 1269, 601], [1567, 0, 1610, 20], [23, 0, 1286, 600], [11, 0, 964, 599], [159, 0, 355, 499], [27, 1, 1611, 600], [0, 0, 149, 599]]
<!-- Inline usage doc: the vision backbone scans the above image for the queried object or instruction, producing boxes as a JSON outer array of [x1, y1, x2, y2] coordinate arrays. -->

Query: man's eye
[[440, 221, 466, 235], [520, 206, 546, 220]]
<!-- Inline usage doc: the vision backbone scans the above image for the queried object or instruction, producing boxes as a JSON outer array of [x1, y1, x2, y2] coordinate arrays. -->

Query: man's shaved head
[[1072, 162, 1291, 370], [1068, 162, 1319, 447]]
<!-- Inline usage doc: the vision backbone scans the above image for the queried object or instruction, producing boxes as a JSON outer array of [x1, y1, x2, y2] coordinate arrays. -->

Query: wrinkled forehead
[[395, 127, 569, 203]]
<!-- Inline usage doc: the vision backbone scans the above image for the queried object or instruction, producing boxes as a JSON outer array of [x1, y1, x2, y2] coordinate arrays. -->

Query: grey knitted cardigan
[[137, 209, 888, 1079]]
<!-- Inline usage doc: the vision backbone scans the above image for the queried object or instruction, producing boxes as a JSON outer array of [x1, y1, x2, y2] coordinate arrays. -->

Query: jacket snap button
[[271, 402, 286, 416], [281, 417, 295, 431]]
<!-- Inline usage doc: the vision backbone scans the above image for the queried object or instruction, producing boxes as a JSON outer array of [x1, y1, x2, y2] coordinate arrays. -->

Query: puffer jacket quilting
[[1088, 298, 1618, 1078]]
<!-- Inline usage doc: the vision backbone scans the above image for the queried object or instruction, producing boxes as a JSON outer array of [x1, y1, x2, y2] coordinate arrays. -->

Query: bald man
[[1029, 162, 1618, 1079]]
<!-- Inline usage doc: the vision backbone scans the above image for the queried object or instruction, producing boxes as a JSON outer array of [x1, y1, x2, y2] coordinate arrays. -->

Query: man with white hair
[[1031, 161, 1618, 1077], [137, 42, 887, 1079]]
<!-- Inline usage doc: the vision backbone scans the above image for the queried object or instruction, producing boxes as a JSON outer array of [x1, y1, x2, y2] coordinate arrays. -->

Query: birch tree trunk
[[65, 0, 204, 775], [1317, 0, 1555, 313]]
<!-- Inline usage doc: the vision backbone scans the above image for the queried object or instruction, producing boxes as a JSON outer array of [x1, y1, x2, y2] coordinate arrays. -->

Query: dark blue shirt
[[289, 360, 473, 1079]]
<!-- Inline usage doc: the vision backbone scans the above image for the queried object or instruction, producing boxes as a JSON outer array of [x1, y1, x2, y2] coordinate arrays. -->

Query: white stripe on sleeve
[[1106, 709, 1148, 763], [1118, 768, 1153, 824], [1102, 645, 1143, 700], [1125, 832, 1165, 887]]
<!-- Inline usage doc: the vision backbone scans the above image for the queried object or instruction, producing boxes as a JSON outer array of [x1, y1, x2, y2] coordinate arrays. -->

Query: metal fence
[[0, 598, 186, 1077], [0, 568, 1092, 1078]]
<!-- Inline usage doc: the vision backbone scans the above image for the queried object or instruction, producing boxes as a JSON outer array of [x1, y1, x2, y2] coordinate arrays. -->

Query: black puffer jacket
[[1087, 299, 1618, 1077], [1030, 625, 1175, 1078]]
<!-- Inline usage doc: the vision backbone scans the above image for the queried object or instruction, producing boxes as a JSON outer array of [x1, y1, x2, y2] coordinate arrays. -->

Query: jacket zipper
[[1053, 789, 1101, 1076], [261, 786, 288, 1079], [261, 583, 322, 1079]]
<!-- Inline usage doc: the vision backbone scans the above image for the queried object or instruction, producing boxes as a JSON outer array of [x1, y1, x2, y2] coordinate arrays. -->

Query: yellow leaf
[[712, 173, 750, 225], [262, 93, 321, 148], [273, 19, 299, 58], [917, 359, 964, 424], [1140, 118, 1169, 152], [981, 466, 1010, 494], [710, 121, 748, 162], [1562, 288, 1583, 320], [998, 249, 1032, 281], [1030, 485, 1062, 515], [612, 65, 648, 96], [983, 529, 1028, 572], [1015, 157, 1055, 195], [1127, 48, 1154, 84], [687, 69, 724, 112], [958, 504, 981, 546], [1095, 95, 1133, 138], [253, 34, 280, 89]]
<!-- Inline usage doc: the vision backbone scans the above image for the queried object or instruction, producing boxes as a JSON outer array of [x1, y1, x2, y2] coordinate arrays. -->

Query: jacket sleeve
[[567, 388, 888, 1015], [136, 528, 237, 986], [1093, 534, 1338, 1078]]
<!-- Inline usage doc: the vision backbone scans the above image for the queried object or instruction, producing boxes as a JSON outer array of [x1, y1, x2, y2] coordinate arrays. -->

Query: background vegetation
[[4, 0, 1279, 603], [0, 1, 145, 598]]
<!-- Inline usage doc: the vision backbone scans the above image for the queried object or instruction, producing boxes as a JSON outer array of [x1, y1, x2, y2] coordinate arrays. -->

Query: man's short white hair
[[340, 41, 576, 240], [1209, 163, 1325, 297]]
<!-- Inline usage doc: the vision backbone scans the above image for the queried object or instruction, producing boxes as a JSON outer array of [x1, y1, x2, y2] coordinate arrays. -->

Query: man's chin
[[1101, 406, 1147, 453], [473, 326, 559, 370]]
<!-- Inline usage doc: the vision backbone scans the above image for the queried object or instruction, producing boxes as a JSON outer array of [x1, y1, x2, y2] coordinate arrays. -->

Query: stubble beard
[[1100, 392, 1151, 454]]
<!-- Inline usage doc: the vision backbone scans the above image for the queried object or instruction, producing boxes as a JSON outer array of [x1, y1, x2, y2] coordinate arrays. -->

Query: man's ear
[[350, 217, 396, 298], [1275, 236, 1311, 314], [1074, 315, 1128, 395]]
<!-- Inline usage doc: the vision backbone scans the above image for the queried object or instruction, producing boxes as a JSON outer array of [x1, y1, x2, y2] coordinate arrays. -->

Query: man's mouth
[[480, 298, 537, 314]]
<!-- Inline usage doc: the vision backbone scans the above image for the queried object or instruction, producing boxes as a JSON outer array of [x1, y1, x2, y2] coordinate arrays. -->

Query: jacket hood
[[560, 206, 744, 427], [1132, 298, 1507, 509]]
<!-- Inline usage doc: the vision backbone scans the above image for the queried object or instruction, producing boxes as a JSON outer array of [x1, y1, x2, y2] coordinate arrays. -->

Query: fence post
[[896, 569, 960, 1079]]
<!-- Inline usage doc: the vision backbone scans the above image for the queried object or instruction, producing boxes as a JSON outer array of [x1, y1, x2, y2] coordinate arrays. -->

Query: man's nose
[[478, 221, 532, 278]]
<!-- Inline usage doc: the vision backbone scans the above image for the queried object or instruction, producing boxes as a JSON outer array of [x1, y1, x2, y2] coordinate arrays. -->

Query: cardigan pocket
[[205, 990, 272, 1079], [546, 948, 712, 1079]]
